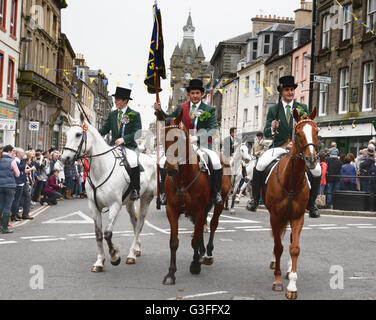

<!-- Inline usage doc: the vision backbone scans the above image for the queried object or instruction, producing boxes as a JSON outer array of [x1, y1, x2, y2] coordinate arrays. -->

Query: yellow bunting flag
[[90, 77, 95, 83]]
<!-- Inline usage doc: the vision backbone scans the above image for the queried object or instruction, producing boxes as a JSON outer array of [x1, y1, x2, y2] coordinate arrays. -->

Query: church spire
[[183, 12, 195, 39]]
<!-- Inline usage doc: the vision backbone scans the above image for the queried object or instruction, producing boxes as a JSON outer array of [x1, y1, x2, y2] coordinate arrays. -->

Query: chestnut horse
[[160, 111, 231, 285], [262, 107, 319, 300]]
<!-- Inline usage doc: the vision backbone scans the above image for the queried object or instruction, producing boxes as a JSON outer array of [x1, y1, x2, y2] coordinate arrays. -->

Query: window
[[243, 108, 248, 127], [0, 51, 3, 96], [247, 41, 258, 62], [319, 83, 328, 116], [7, 58, 15, 99], [186, 56, 191, 64], [269, 71, 274, 94], [254, 106, 259, 128], [295, 57, 300, 82], [245, 76, 250, 95], [342, 5, 352, 41], [252, 41, 257, 60], [278, 67, 284, 80], [367, 0, 376, 32], [263, 34, 271, 55], [362, 62, 374, 111], [293, 31, 299, 49], [279, 39, 284, 55], [303, 55, 308, 79], [339, 68, 349, 114], [322, 15, 331, 49], [256, 72, 261, 92], [0, 0, 6, 32], [10, 0, 18, 39]]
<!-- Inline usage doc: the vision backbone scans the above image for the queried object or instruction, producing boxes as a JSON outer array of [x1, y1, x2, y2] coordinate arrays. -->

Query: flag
[[144, 3, 166, 94]]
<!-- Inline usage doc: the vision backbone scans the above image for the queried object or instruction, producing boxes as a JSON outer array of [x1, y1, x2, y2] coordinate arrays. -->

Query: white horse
[[61, 114, 157, 272], [226, 144, 256, 213]]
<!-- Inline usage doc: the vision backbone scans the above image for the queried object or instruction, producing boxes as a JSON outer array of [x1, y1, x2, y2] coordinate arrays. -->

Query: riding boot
[[246, 168, 264, 212], [159, 168, 167, 205], [307, 173, 321, 218], [129, 166, 141, 201], [211, 169, 223, 205], [1, 213, 13, 234]]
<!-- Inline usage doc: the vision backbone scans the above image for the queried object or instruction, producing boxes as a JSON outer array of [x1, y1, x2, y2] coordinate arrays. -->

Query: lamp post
[[308, 0, 317, 113]]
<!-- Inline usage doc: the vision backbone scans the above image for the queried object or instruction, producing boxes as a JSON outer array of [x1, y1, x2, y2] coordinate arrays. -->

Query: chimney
[[294, 0, 312, 28]]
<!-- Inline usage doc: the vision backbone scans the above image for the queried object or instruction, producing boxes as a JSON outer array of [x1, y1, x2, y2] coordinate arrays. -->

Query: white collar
[[190, 101, 202, 109], [119, 106, 129, 114], [282, 100, 294, 109]]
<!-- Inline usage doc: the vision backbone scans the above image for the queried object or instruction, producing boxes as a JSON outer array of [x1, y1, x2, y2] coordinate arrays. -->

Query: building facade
[[17, 0, 67, 150], [313, 0, 376, 155], [0, 0, 22, 146], [221, 78, 239, 132]]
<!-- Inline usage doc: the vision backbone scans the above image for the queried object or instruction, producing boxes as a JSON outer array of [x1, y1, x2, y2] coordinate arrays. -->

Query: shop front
[[0, 103, 18, 147]]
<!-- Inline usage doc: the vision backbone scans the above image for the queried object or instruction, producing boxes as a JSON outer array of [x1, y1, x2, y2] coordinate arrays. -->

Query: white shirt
[[190, 101, 201, 112], [119, 106, 129, 116], [271, 100, 295, 135]]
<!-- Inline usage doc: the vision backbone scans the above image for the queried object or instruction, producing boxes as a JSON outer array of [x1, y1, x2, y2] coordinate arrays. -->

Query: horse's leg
[[127, 192, 154, 264], [89, 203, 106, 273], [103, 202, 122, 266], [285, 215, 304, 300], [270, 214, 284, 292], [286, 233, 293, 279], [190, 210, 205, 275], [125, 201, 138, 264], [203, 204, 222, 266], [163, 206, 179, 285], [230, 175, 240, 214]]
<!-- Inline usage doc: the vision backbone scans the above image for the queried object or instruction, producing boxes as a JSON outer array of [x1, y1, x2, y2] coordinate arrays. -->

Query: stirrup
[[247, 199, 258, 212]]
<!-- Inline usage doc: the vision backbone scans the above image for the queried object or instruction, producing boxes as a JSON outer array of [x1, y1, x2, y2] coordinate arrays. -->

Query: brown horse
[[160, 111, 231, 285], [262, 107, 319, 300]]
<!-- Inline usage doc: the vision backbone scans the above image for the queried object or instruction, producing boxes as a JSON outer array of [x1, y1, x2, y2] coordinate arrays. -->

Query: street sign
[[29, 121, 39, 131], [314, 75, 333, 84]]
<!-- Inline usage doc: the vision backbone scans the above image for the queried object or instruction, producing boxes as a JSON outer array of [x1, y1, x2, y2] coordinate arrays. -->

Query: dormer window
[[293, 31, 299, 49], [279, 38, 284, 55], [258, 33, 272, 57], [247, 40, 258, 62]]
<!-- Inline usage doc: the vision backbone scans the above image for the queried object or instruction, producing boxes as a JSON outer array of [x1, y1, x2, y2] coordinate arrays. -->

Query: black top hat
[[277, 76, 298, 93], [256, 132, 264, 137], [112, 87, 133, 100], [186, 79, 205, 93]]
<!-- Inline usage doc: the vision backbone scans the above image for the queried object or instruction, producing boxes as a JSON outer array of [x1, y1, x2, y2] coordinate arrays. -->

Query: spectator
[[64, 162, 77, 199], [347, 153, 356, 167], [10, 148, 35, 221], [319, 152, 327, 195], [49, 151, 60, 177], [0, 145, 20, 234], [359, 144, 375, 193], [326, 148, 342, 208], [31, 152, 47, 202], [339, 154, 346, 164], [41, 169, 64, 205], [75, 159, 85, 198], [340, 157, 357, 191]]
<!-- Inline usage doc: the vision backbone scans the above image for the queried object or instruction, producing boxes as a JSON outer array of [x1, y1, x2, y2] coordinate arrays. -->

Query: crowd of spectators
[[318, 141, 376, 208], [0, 144, 88, 234]]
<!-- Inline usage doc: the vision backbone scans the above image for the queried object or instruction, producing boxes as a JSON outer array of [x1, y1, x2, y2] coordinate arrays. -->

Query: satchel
[[316, 194, 326, 208]]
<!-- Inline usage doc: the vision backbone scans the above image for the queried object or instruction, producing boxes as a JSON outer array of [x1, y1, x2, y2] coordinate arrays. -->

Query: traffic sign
[[29, 121, 40, 131], [314, 75, 333, 84]]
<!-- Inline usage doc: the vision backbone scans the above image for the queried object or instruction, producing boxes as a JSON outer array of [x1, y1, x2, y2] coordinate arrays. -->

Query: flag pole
[[155, 69, 161, 210]]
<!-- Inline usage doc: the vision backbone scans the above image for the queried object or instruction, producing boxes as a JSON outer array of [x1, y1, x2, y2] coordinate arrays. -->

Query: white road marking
[[168, 291, 229, 300], [308, 224, 337, 227], [320, 214, 376, 220], [245, 228, 272, 232], [220, 239, 234, 242], [144, 220, 169, 234], [21, 236, 57, 240], [0, 241, 17, 245], [43, 211, 93, 224], [357, 226, 376, 229], [320, 227, 349, 230], [235, 226, 263, 229], [14, 206, 50, 228], [346, 224, 374, 226], [67, 233, 95, 237], [30, 238, 66, 242]]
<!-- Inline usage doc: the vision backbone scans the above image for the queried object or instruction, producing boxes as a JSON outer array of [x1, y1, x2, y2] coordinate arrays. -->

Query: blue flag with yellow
[[145, 3, 166, 94]]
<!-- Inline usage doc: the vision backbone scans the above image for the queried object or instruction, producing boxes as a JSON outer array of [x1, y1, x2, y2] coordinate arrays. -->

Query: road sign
[[314, 75, 333, 84], [29, 121, 40, 131]]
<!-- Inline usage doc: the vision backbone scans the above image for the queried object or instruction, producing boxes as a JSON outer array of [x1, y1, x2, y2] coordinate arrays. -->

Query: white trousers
[[159, 148, 222, 171], [125, 148, 138, 168], [256, 148, 321, 177]]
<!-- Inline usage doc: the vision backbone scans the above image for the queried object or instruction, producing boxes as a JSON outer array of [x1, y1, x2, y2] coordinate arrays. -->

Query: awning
[[319, 123, 374, 138]]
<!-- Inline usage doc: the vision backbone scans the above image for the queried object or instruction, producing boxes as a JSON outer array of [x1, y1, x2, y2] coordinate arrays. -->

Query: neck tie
[[286, 105, 292, 125]]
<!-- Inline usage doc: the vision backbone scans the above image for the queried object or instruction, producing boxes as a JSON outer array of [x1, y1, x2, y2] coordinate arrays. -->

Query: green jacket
[[99, 107, 142, 150], [264, 101, 309, 148], [157, 101, 218, 149]]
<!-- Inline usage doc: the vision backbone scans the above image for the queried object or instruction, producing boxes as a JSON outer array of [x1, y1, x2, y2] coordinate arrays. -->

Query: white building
[[0, 0, 21, 146]]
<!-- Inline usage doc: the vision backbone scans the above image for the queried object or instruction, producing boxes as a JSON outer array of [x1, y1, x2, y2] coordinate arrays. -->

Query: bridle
[[291, 118, 319, 163]]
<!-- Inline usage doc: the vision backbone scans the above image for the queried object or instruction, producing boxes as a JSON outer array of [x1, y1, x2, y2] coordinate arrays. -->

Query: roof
[[172, 44, 182, 56], [196, 44, 205, 58], [258, 23, 295, 34]]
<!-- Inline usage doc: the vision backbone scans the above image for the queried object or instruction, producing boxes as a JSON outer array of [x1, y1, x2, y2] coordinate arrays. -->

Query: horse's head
[[61, 113, 92, 165], [292, 107, 319, 170], [160, 111, 188, 177]]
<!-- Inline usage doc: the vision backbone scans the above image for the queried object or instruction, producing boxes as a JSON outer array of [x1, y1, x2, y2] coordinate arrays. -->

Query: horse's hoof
[[126, 258, 136, 265], [91, 266, 104, 273], [135, 251, 141, 257], [190, 262, 201, 275], [111, 257, 121, 266], [163, 276, 176, 285], [285, 290, 298, 300], [270, 261, 276, 270], [285, 272, 290, 280], [272, 283, 283, 292], [202, 257, 214, 265]]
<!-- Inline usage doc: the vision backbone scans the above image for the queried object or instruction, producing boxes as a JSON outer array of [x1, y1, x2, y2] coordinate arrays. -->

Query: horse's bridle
[[63, 125, 88, 161], [292, 119, 319, 162]]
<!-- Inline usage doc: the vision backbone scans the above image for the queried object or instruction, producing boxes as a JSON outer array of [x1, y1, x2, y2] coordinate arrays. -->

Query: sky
[[61, 0, 301, 128]]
